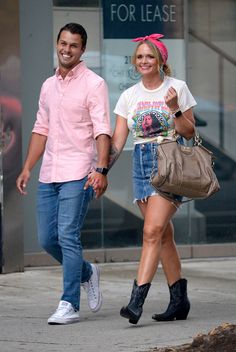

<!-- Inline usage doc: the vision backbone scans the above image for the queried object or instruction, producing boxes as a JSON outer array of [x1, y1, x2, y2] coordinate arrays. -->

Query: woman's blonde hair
[[131, 40, 171, 76]]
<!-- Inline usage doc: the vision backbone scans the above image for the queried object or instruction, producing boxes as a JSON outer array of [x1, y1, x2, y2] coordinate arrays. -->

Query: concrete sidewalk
[[0, 258, 235, 352]]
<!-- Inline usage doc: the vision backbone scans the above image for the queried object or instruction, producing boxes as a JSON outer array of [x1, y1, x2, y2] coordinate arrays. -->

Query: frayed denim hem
[[133, 192, 181, 210], [133, 191, 158, 204]]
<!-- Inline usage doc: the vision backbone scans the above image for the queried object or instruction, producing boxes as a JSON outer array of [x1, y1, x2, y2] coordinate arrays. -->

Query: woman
[[109, 34, 197, 325]]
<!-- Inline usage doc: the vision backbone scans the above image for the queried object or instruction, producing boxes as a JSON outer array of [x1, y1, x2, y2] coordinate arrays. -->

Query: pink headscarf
[[132, 34, 168, 64]]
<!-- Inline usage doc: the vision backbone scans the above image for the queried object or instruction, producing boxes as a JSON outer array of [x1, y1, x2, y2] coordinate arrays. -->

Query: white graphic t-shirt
[[114, 76, 197, 144]]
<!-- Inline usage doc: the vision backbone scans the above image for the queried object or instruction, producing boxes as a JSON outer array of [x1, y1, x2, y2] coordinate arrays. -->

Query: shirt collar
[[56, 61, 87, 79]]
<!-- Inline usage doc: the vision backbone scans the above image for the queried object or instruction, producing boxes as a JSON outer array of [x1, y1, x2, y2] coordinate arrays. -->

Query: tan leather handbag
[[150, 134, 220, 202]]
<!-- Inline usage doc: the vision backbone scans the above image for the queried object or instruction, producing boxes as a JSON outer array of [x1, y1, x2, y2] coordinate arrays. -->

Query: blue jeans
[[37, 179, 94, 311]]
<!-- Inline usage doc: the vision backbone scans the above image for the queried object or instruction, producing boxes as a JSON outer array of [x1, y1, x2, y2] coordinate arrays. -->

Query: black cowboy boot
[[152, 278, 190, 321], [120, 279, 151, 324]]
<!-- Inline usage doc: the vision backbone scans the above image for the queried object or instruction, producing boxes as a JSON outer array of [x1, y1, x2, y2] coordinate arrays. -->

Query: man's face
[[56, 30, 85, 71]]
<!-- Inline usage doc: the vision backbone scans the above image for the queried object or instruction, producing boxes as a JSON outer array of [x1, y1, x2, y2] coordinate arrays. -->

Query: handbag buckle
[[194, 133, 202, 146]]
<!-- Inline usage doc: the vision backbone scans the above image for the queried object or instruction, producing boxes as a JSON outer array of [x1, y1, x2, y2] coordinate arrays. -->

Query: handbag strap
[[176, 111, 203, 146], [193, 128, 203, 146], [179, 114, 216, 165]]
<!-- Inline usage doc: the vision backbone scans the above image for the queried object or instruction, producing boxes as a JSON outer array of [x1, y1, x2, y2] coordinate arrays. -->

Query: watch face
[[96, 167, 108, 175], [175, 110, 182, 118]]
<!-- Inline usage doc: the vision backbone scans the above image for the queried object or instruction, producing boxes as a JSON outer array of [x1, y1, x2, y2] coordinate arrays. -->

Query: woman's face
[[142, 115, 153, 127], [135, 43, 159, 77]]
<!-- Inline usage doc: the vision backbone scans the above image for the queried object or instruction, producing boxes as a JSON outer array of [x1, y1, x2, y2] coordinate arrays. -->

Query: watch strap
[[175, 110, 182, 118], [95, 167, 109, 175]]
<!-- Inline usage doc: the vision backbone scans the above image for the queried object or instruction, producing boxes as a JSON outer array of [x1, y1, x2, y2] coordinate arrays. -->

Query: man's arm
[[86, 134, 110, 198], [16, 132, 47, 195], [96, 133, 110, 169], [85, 115, 129, 196]]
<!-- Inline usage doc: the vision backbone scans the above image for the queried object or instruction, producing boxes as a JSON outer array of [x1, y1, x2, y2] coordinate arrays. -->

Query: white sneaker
[[82, 264, 103, 313], [47, 300, 80, 325]]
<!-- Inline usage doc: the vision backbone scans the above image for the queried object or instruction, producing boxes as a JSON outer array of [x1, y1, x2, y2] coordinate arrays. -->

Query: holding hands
[[84, 170, 108, 198]]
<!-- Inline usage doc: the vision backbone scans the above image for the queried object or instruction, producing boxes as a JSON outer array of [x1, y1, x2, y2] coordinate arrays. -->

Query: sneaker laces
[[84, 277, 97, 301], [55, 302, 73, 316]]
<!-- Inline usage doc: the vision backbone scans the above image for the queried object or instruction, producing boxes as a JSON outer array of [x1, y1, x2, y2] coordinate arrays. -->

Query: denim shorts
[[132, 142, 183, 204]]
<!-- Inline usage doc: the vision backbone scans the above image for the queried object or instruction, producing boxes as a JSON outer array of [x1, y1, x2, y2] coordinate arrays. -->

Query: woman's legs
[[138, 197, 181, 286], [137, 195, 177, 285], [120, 195, 177, 324], [138, 195, 190, 322]]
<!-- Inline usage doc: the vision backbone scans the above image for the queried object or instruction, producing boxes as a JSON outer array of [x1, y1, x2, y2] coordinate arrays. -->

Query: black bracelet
[[175, 110, 182, 118]]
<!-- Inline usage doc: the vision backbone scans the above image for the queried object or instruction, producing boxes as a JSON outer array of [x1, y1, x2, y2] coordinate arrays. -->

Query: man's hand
[[16, 169, 31, 195], [84, 171, 108, 198]]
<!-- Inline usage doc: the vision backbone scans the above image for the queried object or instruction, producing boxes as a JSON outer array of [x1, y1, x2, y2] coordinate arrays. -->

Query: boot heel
[[176, 308, 190, 320], [120, 306, 140, 324], [176, 314, 188, 320], [152, 278, 190, 322]]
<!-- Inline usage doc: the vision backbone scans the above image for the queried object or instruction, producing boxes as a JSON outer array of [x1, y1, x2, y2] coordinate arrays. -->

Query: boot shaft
[[133, 281, 151, 307], [128, 280, 151, 307], [152, 278, 190, 322], [169, 278, 188, 302]]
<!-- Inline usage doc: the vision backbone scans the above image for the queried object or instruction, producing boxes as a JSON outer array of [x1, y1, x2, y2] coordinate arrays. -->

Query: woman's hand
[[164, 86, 195, 139], [164, 86, 179, 113]]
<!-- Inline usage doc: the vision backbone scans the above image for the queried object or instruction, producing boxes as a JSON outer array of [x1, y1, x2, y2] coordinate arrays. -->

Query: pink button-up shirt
[[32, 61, 112, 183]]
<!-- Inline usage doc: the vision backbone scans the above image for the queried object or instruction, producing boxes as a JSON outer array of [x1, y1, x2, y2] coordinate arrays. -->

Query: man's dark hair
[[57, 23, 87, 49]]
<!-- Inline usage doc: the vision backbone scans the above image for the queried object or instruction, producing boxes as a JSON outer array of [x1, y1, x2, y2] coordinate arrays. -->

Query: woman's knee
[[143, 224, 165, 245]]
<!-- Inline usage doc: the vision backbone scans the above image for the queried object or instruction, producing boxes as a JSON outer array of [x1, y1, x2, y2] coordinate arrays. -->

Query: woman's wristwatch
[[174, 110, 182, 118], [171, 108, 182, 118]]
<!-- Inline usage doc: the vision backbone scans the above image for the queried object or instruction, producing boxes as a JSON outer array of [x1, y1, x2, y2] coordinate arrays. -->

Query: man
[[16, 23, 111, 325]]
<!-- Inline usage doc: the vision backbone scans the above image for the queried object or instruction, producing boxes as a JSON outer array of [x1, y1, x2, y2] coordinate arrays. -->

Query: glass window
[[188, 0, 236, 244]]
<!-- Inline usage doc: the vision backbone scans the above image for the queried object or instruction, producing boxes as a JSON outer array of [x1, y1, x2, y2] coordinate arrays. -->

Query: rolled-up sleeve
[[32, 83, 49, 136], [113, 90, 129, 119], [88, 80, 112, 139], [178, 83, 197, 113]]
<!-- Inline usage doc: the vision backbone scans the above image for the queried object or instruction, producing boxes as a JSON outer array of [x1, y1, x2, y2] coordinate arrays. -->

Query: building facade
[[0, 0, 236, 272]]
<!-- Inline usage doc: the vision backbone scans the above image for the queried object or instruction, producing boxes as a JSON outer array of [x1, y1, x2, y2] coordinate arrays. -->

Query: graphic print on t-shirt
[[131, 100, 173, 139]]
